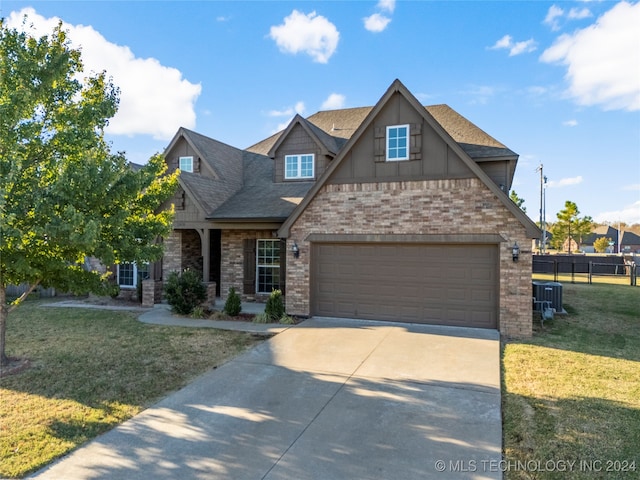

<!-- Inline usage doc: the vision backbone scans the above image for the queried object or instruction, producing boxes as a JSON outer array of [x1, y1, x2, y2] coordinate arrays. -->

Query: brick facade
[[286, 178, 532, 337], [162, 229, 203, 279], [221, 229, 277, 302]]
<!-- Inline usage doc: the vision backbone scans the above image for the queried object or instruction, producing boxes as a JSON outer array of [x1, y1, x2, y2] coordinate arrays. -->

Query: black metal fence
[[533, 255, 638, 286]]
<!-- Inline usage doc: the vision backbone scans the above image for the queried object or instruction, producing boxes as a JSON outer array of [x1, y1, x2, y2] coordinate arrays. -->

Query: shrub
[[164, 269, 207, 315], [279, 314, 295, 325], [265, 289, 285, 321], [190, 306, 205, 319], [252, 312, 270, 324], [108, 284, 120, 299], [224, 287, 242, 316]]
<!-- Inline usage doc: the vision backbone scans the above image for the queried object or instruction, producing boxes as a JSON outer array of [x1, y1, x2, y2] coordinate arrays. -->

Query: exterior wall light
[[292, 241, 300, 259], [512, 242, 520, 262]]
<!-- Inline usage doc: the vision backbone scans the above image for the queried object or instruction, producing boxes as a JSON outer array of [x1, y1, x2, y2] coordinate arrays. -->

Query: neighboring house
[[582, 225, 618, 253], [150, 80, 539, 337], [621, 231, 640, 253], [583, 226, 640, 253]]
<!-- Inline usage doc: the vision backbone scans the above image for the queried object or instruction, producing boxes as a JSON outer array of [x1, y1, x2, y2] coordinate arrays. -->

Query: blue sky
[[3, 0, 639, 225]]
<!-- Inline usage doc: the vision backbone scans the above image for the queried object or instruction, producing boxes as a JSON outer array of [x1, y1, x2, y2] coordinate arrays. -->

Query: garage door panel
[[312, 243, 497, 328]]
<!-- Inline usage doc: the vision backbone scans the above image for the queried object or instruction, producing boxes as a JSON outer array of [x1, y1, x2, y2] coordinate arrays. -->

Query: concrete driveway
[[31, 317, 502, 480]]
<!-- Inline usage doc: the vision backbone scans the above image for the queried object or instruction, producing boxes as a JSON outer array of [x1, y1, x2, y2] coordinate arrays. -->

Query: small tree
[[0, 20, 177, 365], [224, 287, 242, 316], [509, 190, 526, 213], [265, 289, 285, 321], [594, 237, 613, 253], [553, 201, 592, 254], [163, 270, 207, 315]]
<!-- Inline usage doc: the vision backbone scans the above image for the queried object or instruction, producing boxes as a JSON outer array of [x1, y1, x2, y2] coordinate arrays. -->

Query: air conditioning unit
[[532, 281, 563, 313]]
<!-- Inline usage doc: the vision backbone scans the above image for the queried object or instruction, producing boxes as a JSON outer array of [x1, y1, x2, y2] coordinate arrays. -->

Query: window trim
[[256, 239, 281, 294], [179, 156, 194, 172], [117, 262, 149, 288], [386, 124, 410, 161], [284, 154, 315, 180]]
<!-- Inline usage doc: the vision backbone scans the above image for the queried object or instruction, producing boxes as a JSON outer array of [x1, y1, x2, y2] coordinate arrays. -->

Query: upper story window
[[179, 156, 194, 172], [285, 154, 314, 179], [386, 125, 409, 161]]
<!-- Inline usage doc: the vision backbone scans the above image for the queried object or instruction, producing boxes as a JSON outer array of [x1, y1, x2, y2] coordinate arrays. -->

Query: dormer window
[[179, 156, 194, 172], [285, 154, 314, 179], [386, 125, 409, 161]]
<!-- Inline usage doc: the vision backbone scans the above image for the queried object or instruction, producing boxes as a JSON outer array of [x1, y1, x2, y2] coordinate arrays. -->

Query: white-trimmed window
[[117, 262, 149, 288], [386, 125, 409, 161], [179, 156, 194, 172], [256, 239, 280, 293], [285, 154, 314, 179]]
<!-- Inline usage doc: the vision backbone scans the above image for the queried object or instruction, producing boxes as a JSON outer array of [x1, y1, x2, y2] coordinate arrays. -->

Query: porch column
[[199, 228, 210, 282]]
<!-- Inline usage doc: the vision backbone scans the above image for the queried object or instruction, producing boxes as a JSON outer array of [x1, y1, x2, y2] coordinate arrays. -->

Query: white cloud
[[6, 8, 201, 141], [268, 101, 306, 118], [377, 0, 396, 13], [462, 85, 497, 105], [540, 1, 640, 111], [511, 39, 537, 56], [594, 200, 640, 225], [364, 13, 392, 33], [544, 5, 564, 31], [294, 101, 306, 115], [269, 10, 339, 64], [268, 107, 294, 117], [568, 7, 592, 20], [562, 119, 578, 127], [364, 0, 395, 33], [546, 176, 584, 188], [490, 34, 537, 56], [493, 34, 513, 49], [321, 93, 346, 110], [622, 184, 640, 191]]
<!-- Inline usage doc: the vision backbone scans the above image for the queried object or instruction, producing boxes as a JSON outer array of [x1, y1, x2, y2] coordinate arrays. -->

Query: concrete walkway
[[45, 301, 290, 334], [30, 315, 502, 480]]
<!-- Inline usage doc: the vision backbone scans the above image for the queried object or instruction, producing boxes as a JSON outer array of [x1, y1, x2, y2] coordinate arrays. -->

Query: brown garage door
[[311, 243, 498, 328]]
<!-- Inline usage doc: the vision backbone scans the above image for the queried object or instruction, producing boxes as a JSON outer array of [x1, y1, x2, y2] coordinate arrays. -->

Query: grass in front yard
[[0, 300, 264, 479], [502, 283, 640, 479]]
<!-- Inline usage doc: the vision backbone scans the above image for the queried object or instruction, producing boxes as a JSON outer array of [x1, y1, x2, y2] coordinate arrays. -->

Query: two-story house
[[148, 79, 539, 337]]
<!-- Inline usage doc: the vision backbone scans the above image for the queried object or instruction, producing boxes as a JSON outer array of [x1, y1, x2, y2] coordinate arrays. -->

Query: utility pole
[[618, 221, 622, 255], [536, 164, 547, 254]]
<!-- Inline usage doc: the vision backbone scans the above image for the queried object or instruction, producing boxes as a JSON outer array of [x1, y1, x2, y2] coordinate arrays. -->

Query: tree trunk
[[0, 284, 8, 366]]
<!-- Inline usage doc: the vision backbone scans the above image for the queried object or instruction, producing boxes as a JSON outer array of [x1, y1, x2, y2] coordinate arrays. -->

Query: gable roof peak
[[278, 78, 539, 239], [267, 113, 340, 158]]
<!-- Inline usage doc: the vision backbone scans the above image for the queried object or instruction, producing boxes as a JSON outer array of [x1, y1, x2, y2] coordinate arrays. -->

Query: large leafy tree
[[550, 201, 593, 253], [0, 20, 177, 365]]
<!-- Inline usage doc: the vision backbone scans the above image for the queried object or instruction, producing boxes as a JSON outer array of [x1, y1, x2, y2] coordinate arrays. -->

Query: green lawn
[[502, 283, 640, 479], [0, 301, 264, 478]]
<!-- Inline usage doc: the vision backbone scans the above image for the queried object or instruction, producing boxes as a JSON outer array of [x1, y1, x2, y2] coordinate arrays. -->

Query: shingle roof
[[180, 128, 244, 182], [209, 151, 314, 221], [200, 98, 518, 222], [169, 128, 244, 215], [247, 104, 515, 160]]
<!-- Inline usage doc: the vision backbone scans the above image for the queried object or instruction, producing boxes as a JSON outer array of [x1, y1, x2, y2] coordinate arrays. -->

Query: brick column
[[142, 279, 164, 307], [202, 282, 217, 309]]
